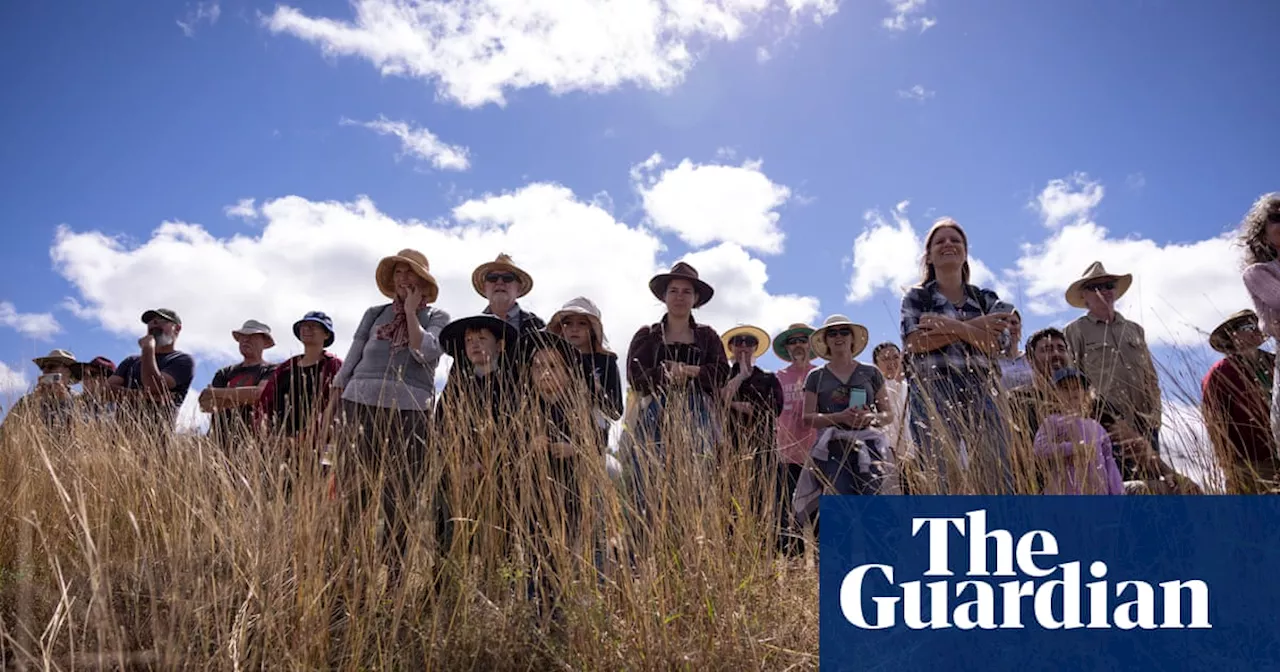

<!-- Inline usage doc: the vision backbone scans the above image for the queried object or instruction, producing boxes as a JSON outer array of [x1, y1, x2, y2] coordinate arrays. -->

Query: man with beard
[[1011, 327, 1199, 494], [108, 308, 196, 434]]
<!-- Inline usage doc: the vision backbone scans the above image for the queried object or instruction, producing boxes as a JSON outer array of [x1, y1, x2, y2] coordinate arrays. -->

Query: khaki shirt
[[1063, 312, 1162, 431]]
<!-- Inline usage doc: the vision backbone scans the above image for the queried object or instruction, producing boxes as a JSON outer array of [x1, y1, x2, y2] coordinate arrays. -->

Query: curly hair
[[1237, 192, 1280, 266]]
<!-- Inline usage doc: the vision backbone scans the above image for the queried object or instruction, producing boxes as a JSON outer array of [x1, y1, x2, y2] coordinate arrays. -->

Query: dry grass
[[0, 372, 1232, 670]]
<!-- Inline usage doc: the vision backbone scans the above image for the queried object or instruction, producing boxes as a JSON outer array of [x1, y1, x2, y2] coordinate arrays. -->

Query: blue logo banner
[[819, 496, 1280, 671]]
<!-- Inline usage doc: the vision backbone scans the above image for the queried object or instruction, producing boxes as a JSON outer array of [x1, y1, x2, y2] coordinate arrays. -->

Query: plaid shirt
[[900, 280, 1013, 380]]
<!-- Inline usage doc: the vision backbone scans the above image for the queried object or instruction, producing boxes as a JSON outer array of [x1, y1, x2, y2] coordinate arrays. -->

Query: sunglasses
[[826, 327, 854, 338], [1266, 212, 1280, 224], [1084, 281, 1117, 292], [785, 336, 809, 346], [730, 336, 758, 348], [485, 272, 518, 284], [1234, 322, 1260, 333], [40, 365, 63, 374]]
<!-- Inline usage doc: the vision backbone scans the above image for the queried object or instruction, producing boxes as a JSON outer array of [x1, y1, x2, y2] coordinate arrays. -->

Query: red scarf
[[375, 298, 426, 353]]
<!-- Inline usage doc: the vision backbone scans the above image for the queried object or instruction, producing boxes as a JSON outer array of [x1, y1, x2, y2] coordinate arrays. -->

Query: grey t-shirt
[[804, 363, 885, 421]]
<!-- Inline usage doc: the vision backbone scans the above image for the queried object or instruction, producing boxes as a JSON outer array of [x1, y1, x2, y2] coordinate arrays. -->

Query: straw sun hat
[[721, 324, 770, 360], [811, 315, 870, 360], [471, 253, 534, 298], [1064, 261, 1132, 309], [376, 249, 440, 303]]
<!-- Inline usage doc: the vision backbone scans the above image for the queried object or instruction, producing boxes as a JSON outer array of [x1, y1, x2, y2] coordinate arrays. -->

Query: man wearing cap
[[108, 308, 196, 431], [1202, 309, 1279, 493], [1, 349, 80, 434], [200, 320, 278, 448], [1062, 262, 1163, 453]]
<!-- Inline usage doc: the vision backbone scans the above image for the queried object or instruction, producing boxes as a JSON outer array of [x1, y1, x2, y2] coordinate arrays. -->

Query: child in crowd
[[1032, 368, 1124, 495]]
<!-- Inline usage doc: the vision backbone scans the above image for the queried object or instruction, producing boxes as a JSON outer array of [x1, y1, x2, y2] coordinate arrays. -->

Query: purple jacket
[[1033, 414, 1124, 495]]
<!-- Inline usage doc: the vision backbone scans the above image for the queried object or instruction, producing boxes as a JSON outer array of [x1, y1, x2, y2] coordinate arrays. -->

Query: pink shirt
[[775, 362, 816, 464], [1244, 260, 1280, 339]]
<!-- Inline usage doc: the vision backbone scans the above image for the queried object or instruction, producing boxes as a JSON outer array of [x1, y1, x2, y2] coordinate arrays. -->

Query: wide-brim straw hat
[[471, 253, 533, 299], [772, 323, 816, 362], [1065, 261, 1133, 309], [232, 319, 275, 349], [548, 296, 612, 354], [1210, 309, 1260, 354], [721, 324, 770, 360], [811, 315, 870, 360], [376, 249, 440, 303], [33, 348, 78, 370], [649, 261, 713, 308], [440, 314, 519, 361]]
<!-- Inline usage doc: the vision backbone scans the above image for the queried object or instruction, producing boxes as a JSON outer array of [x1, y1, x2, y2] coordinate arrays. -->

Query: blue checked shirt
[[900, 280, 1014, 380]]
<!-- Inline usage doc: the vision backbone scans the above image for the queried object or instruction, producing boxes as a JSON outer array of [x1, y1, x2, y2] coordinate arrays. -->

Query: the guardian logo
[[840, 509, 1212, 631]]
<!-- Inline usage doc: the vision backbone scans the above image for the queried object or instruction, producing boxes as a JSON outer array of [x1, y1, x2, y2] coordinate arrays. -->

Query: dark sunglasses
[[785, 336, 809, 346], [1084, 281, 1117, 292], [826, 327, 854, 338], [730, 336, 758, 348], [1234, 322, 1260, 333], [485, 272, 518, 284], [1266, 211, 1280, 224], [40, 365, 62, 374]]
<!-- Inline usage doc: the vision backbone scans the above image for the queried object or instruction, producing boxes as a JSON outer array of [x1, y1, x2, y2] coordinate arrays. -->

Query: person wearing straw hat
[[473, 252, 545, 337], [548, 296, 623, 449], [772, 323, 815, 555], [201, 319, 278, 448], [1, 349, 80, 434], [900, 219, 1016, 494], [799, 316, 893, 498], [720, 324, 783, 534], [328, 249, 449, 586], [108, 308, 196, 432], [1062, 261, 1163, 455], [624, 261, 731, 520], [1201, 309, 1279, 493]]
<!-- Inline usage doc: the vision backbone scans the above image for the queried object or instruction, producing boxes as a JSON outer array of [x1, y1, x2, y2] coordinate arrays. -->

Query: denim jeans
[[907, 369, 1013, 494]]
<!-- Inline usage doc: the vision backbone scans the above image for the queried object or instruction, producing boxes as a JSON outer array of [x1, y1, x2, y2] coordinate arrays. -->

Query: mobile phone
[[38, 373, 63, 385], [847, 387, 867, 409]]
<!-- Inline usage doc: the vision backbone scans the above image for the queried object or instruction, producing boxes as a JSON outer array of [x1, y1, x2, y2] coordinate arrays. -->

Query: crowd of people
[[5, 193, 1280, 603]]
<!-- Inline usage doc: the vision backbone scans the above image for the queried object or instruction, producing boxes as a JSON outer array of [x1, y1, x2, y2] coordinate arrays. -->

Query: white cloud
[[224, 198, 258, 221], [1035, 172, 1104, 230], [341, 116, 471, 171], [0, 362, 28, 403], [845, 200, 1013, 304], [756, 47, 772, 63], [631, 153, 792, 254], [1015, 175, 1246, 346], [896, 84, 935, 102], [264, 0, 838, 108], [1125, 172, 1146, 191], [177, 1, 220, 37], [49, 183, 819, 402], [0, 302, 62, 341], [882, 0, 934, 32]]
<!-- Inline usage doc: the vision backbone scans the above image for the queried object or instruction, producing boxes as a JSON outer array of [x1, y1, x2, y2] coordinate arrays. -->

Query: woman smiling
[[900, 219, 1016, 494]]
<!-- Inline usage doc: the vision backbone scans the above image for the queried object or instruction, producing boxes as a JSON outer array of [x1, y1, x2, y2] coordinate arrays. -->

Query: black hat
[[519, 329, 581, 369], [440, 315, 519, 360], [293, 311, 336, 348]]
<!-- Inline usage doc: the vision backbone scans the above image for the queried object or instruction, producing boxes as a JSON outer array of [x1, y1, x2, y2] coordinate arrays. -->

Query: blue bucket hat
[[293, 311, 335, 347]]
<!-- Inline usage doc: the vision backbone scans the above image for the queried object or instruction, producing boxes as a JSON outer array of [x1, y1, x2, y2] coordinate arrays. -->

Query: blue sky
[[2, 0, 1277, 434]]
